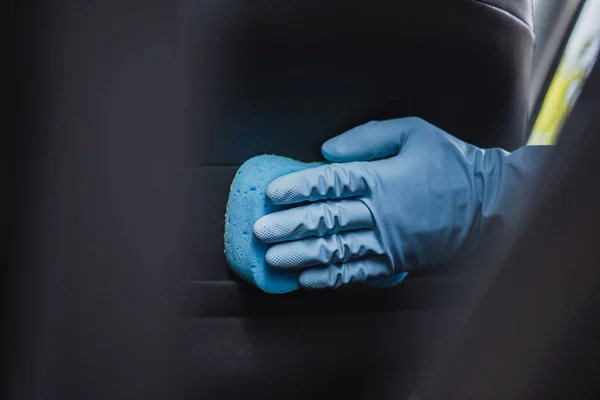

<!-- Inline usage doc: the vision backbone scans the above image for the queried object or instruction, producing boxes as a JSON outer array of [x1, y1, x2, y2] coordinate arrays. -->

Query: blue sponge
[[224, 155, 408, 294], [224, 155, 322, 293]]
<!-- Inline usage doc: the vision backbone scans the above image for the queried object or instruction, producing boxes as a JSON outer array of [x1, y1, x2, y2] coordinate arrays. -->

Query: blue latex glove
[[253, 117, 551, 289]]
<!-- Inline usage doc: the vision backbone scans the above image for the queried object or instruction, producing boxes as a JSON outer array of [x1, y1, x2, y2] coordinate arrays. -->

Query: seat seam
[[470, 0, 534, 33]]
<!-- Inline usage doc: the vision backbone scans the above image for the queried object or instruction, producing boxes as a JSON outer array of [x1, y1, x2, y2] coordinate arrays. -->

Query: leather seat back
[[184, 0, 533, 165]]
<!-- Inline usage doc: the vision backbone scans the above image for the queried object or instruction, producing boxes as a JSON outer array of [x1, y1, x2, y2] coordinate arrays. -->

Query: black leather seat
[[182, 1, 535, 398]]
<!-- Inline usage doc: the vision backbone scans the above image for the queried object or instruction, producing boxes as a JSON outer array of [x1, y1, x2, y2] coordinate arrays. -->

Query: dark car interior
[[5, 0, 600, 399]]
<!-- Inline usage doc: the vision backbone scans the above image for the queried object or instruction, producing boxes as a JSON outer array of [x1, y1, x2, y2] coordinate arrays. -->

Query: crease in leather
[[184, 278, 471, 318], [471, 0, 534, 32]]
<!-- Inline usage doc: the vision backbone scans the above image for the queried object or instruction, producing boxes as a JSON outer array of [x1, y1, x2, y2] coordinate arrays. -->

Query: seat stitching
[[470, 0, 534, 32]]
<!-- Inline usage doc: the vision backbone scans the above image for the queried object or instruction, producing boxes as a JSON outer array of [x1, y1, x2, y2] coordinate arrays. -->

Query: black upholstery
[[183, 0, 533, 166], [183, 1, 535, 398]]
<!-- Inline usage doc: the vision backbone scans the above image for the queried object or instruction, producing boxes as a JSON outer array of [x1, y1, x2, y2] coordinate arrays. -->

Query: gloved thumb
[[321, 117, 416, 163]]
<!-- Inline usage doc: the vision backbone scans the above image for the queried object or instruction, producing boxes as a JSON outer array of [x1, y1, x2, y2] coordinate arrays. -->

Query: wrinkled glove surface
[[253, 117, 549, 289]]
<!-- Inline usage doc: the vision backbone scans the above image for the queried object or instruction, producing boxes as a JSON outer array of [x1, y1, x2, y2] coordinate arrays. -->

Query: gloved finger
[[266, 162, 369, 205], [253, 199, 373, 243], [298, 257, 392, 289], [265, 230, 383, 269], [321, 117, 420, 162]]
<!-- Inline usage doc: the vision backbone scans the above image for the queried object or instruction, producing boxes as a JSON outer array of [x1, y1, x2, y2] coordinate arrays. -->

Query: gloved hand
[[253, 117, 550, 289]]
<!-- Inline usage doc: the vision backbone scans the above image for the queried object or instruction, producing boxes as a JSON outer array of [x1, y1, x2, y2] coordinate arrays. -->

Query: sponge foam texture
[[224, 155, 322, 293], [224, 154, 408, 293]]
